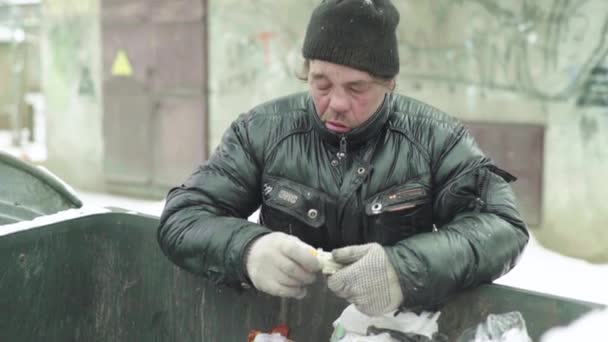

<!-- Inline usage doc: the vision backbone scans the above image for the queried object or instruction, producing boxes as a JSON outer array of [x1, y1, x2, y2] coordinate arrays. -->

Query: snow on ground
[[0, 130, 47, 162], [77, 190, 165, 217], [77, 190, 608, 306], [541, 307, 608, 341], [496, 236, 608, 306]]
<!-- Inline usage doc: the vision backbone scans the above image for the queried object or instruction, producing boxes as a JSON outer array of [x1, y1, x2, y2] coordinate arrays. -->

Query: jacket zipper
[[388, 188, 425, 201], [337, 136, 347, 160], [336, 136, 348, 183], [335, 135, 348, 244], [473, 170, 489, 212], [384, 198, 428, 212]]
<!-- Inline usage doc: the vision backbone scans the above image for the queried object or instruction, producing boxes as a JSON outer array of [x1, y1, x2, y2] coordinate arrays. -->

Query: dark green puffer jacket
[[157, 91, 529, 310]]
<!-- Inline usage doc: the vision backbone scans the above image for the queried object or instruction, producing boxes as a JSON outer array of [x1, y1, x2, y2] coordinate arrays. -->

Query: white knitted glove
[[327, 243, 403, 316], [245, 232, 321, 299]]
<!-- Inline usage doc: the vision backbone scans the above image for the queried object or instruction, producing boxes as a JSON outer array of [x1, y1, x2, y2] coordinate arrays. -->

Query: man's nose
[[328, 91, 349, 114]]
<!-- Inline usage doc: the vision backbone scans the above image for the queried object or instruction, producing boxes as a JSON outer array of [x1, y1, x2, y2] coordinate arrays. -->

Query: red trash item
[[247, 323, 290, 341], [247, 330, 261, 342], [270, 323, 289, 337]]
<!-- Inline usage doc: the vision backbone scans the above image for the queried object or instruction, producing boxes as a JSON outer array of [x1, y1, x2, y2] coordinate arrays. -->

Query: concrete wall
[[41, 0, 104, 191], [208, 0, 313, 150], [209, 0, 608, 262], [0, 43, 15, 119], [0, 4, 42, 129]]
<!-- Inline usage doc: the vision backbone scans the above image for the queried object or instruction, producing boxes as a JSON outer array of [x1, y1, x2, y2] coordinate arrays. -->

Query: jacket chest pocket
[[365, 182, 433, 245], [260, 176, 327, 245]]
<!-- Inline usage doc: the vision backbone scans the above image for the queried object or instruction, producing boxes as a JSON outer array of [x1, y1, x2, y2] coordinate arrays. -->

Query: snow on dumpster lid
[[0, 206, 110, 237]]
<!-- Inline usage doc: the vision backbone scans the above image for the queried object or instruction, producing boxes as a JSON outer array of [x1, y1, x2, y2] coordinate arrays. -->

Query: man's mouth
[[326, 121, 351, 133]]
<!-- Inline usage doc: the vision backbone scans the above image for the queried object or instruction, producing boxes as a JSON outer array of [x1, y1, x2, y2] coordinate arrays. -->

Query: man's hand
[[327, 243, 403, 316], [245, 232, 321, 299]]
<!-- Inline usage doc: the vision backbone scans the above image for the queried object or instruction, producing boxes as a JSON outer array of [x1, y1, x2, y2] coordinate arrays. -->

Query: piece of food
[[311, 248, 344, 275]]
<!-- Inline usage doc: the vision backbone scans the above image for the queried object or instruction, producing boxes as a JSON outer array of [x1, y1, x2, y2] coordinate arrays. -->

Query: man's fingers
[[354, 302, 380, 317], [270, 283, 307, 299], [246, 232, 318, 300], [275, 269, 316, 288], [331, 244, 374, 264], [327, 269, 353, 299], [282, 238, 322, 272], [293, 288, 308, 300], [276, 257, 317, 285]]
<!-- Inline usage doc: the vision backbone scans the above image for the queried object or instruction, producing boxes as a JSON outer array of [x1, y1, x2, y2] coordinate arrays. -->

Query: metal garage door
[[102, 0, 208, 198]]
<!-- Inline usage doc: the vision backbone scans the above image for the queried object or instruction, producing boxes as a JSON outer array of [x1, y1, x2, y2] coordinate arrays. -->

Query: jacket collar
[[308, 93, 393, 149]]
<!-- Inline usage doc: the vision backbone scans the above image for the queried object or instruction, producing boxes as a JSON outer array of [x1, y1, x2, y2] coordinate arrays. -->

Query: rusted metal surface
[[465, 121, 545, 226], [101, 0, 208, 198], [152, 95, 205, 186], [103, 77, 154, 186], [0, 211, 602, 341]]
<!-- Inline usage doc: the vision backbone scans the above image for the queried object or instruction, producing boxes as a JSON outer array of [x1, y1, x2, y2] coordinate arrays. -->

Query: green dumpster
[[1, 155, 603, 340], [0, 150, 82, 225], [0, 210, 604, 341]]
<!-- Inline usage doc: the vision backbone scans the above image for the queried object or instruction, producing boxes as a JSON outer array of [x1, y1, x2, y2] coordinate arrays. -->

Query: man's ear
[[389, 79, 397, 92]]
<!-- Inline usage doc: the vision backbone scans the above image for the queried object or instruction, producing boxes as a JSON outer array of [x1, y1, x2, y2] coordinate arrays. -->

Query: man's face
[[308, 60, 393, 134]]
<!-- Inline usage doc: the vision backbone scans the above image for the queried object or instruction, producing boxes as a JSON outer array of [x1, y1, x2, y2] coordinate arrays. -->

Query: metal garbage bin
[[2, 135, 604, 341], [0, 150, 82, 225], [1, 209, 604, 342]]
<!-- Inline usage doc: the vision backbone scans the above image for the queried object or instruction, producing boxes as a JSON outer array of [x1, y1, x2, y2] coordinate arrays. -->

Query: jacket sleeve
[[385, 120, 529, 310], [157, 113, 272, 288]]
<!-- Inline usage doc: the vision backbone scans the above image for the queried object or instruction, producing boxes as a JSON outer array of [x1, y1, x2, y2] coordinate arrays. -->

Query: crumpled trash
[[334, 332, 394, 342], [366, 326, 447, 341], [540, 308, 608, 342], [248, 324, 292, 342], [331, 304, 446, 341], [458, 312, 532, 342], [252, 333, 292, 342]]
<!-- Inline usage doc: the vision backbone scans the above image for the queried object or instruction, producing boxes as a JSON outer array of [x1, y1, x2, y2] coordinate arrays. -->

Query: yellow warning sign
[[111, 50, 133, 76]]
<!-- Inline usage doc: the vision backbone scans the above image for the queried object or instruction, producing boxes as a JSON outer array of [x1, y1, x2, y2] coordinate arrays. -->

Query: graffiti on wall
[[211, 0, 319, 94], [397, 0, 608, 101], [577, 61, 608, 107], [48, 15, 98, 101], [212, 0, 608, 103]]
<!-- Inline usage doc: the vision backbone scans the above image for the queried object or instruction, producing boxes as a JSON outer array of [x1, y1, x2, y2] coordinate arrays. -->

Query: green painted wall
[[209, 0, 608, 261], [41, 0, 104, 191]]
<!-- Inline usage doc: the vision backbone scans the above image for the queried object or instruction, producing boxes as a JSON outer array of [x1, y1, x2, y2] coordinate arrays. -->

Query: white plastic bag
[[337, 332, 394, 342], [458, 312, 532, 342], [331, 304, 441, 341], [253, 332, 291, 342]]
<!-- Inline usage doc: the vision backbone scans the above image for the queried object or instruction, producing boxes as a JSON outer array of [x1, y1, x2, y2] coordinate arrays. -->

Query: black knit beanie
[[302, 0, 400, 78]]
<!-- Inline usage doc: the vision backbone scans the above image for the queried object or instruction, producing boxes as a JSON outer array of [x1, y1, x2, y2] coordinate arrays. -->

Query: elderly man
[[157, 0, 528, 316]]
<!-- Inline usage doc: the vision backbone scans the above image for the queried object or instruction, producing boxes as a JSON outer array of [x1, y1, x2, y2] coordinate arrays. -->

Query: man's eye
[[350, 87, 366, 94], [350, 84, 370, 94]]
